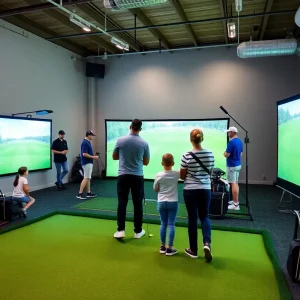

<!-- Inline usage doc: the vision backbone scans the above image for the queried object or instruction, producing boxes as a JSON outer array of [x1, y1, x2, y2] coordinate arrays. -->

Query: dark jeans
[[117, 174, 144, 233], [184, 189, 212, 254]]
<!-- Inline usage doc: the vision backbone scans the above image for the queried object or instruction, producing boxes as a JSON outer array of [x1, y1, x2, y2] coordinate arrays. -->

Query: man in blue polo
[[112, 119, 150, 239], [223, 126, 243, 210], [76, 130, 99, 200]]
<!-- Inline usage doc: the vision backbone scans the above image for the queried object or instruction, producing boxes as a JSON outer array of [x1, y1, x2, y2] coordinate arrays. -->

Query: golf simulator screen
[[0, 115, 52, 176], [277, 94, 300, 196], [106, 119, 229, 180]]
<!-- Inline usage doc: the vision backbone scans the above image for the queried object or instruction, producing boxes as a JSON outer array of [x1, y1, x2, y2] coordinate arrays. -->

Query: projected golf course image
[[106, 120, 229, 179], [278, 98, 300, 187], [0, 117, 51, 176]]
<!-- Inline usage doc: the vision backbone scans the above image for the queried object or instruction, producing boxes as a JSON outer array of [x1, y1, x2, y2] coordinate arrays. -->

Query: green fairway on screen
[[278, 98, 300, 186], [106, 120, 228, 180], [0, 117, 51, 176]]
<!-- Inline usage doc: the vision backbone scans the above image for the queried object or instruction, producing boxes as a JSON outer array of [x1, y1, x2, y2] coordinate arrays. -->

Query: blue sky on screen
[[279, 98, 300, 115], [0, 118, 50, 139]]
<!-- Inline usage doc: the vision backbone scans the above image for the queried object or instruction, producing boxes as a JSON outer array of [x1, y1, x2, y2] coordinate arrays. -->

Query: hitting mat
[[74, 197, 188, 218], [0, 213, 290, 300]]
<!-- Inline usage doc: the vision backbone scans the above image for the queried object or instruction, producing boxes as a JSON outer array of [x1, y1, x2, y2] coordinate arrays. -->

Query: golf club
[[144, 196, 153, 237]]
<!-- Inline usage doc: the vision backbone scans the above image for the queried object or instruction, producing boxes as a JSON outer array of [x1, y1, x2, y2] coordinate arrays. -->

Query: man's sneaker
[[228, 200, 239, 205], [184, 248, 198, 258], [21, 208, 27, 218], [134, 229, 145, 239], [76, 193, 86, 200], [61, 183, 66, 190], [166, 248, 178, 256], [86, 192, 97, 198], [55, 182, 63, 191], [159, 246, 167, 254], [114, 231, 125, 239], [228, 203, 240, 210], [203, 243, 213, 262]]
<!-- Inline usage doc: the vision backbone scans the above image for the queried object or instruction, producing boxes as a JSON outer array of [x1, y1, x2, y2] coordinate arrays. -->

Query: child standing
[[154, 153, 180, 256]]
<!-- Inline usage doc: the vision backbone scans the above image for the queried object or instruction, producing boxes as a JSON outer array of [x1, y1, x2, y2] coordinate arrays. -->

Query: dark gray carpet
[[1, 179, 299, 299]]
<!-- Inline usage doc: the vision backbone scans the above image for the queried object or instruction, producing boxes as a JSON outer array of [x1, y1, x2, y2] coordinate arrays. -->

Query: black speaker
[[85, 63, 105, 78]]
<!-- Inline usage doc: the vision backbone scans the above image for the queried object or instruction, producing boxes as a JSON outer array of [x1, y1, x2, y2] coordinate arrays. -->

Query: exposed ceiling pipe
[[237, 39, 298, 58], [46, 9, 297, 40], [86, 42, 239, 59], [0, 0, 93, 18]]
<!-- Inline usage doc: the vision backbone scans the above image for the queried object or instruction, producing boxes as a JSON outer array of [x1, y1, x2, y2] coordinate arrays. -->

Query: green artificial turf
[[74, 197, 187, 218], [0, 213, 291, 300], [278, 118, 300, 186], [0, 140, 50, 175], [106, 127, 227, 179]]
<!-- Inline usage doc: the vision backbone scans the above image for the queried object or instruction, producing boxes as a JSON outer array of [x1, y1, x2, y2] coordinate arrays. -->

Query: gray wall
[[0, 21, 87, 194], [96, 48, 300, 184]]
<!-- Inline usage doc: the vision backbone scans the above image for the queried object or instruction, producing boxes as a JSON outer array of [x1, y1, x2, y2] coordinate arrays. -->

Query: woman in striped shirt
[[180, 129, 214, 261]]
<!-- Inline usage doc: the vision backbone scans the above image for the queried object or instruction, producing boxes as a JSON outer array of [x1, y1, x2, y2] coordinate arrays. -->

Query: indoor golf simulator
[[0, 212, 289, 300]]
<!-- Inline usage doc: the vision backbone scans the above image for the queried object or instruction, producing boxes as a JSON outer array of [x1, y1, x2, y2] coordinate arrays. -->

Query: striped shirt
[[180, 150, 214, 190]]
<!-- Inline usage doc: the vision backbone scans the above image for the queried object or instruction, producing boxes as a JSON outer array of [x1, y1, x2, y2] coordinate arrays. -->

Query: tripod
[[220, 106, 253, 221]]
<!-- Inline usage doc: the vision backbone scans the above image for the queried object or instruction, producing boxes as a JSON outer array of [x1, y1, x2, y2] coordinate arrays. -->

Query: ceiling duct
[[103, 0, 168, 11], [237, 39, 298, 58]]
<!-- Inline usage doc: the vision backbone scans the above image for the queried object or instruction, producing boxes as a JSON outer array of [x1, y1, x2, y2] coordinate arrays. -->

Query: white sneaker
[[228, 204, 240, 210], [228, 201, 239, 205], [134, 229, 145, 239], [114, 231, 125, 239]]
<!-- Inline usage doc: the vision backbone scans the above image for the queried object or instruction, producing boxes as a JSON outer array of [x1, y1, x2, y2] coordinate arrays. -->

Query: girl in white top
[[154, 153, 180, 256], [12, 166, 35, 217]]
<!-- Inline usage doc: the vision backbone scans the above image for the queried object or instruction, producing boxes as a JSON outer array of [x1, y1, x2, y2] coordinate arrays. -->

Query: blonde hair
[[190, 129, 203, 144]]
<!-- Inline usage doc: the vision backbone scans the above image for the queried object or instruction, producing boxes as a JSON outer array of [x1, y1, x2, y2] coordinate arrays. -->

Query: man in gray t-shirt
[[112, 119, 150, 239]]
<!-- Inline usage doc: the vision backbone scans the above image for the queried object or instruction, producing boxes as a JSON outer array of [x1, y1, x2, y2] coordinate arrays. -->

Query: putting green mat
[[74, 197, 188, 218], [0, 214, 290, 300]]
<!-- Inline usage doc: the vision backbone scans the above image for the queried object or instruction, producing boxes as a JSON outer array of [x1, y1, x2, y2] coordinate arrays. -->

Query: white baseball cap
[[225, 126, 238, 133]]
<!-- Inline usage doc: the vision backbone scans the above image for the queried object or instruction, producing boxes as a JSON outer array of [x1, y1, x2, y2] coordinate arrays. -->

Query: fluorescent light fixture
[[227, 22, 236, 38], [235, 0, 242, 12], [111, 36, 129, 51], [70, 14, 91, 32], [103, 0, 167, 11]]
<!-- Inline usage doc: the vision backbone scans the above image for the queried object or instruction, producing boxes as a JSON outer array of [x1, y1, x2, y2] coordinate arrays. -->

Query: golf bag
[[0, 190, 23, 221], [287, 210, 300, 283], [209, 168, 230, 219], [70, 155, 84, 183]]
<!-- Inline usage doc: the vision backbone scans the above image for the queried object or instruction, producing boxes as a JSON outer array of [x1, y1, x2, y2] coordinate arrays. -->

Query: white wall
[[96, 47, 300, 184], [0, 21, 87, 194]]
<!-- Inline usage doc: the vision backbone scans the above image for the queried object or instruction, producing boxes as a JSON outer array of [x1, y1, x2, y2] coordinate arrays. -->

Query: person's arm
[[83, 153, 98, 159], [153, 175, 160, 192], [112, 140, 120, 160], [224, 141, 233, 158], [22, 178, 30, 196], [63, 141, 69, 155], [143, 143, 150, 166], [51, 141, 64, 155], [180, 154, 188, 180], [82, 144, 98, 159], [180, 168, 187, 180]]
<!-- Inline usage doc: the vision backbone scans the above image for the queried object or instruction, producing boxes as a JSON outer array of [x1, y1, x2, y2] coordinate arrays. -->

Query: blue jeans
[[184, 189, 211, 254], [157, 201, 178, 247], [55, 161, 69, 185]]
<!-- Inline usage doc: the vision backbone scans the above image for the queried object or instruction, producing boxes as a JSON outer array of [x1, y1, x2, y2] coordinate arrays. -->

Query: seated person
[[12, 167, 35, 217]]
